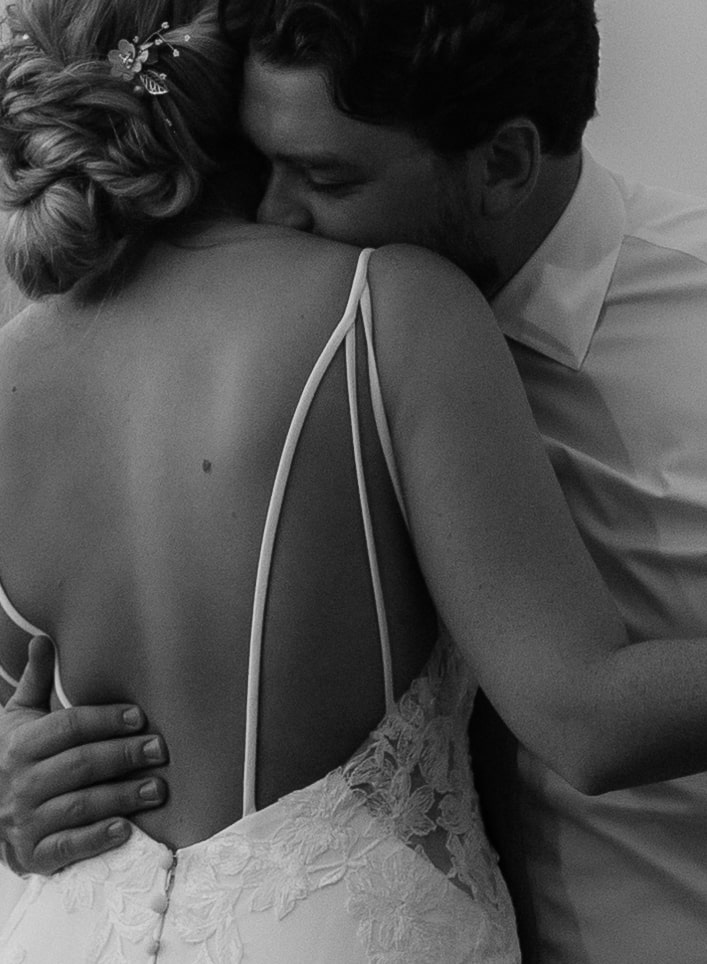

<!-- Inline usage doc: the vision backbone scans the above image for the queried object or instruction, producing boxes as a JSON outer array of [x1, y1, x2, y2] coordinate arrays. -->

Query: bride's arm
[[369, 243, 706, 794]]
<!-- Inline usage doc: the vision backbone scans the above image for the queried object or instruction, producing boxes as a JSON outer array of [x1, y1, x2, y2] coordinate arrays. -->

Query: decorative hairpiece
[[108, 22, 190, 97], [10, 31, 37, 50]]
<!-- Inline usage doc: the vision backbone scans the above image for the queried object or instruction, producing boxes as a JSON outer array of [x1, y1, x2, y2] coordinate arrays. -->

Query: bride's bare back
[[0, 223, 436, 848]]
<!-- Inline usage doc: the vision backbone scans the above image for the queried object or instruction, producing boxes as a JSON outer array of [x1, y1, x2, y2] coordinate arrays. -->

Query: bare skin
[[0, 227, 436, 849]]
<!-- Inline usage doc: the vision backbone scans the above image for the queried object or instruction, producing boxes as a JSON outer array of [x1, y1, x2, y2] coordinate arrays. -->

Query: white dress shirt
[[486, 151, 707, 964]]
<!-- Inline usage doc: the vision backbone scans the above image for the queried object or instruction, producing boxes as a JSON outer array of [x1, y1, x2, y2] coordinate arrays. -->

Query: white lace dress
[[0, 251, 520, 963], [1, 640, 519, 964]]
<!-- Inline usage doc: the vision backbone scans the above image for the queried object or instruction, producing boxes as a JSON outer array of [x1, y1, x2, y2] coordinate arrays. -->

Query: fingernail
[[108, 821, 129, 841], [139, 780, 162, 802], [142, 738, 165, 763], [123, 707, 143, 728]]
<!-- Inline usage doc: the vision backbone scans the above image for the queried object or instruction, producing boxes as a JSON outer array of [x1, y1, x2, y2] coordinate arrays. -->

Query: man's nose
[[257, 175, 314, 232]]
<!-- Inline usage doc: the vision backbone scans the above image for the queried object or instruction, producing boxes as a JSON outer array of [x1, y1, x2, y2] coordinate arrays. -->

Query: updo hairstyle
[[0, 0, 247, 298]]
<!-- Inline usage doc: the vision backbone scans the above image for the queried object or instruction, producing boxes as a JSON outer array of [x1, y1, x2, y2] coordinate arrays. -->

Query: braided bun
[[0, 0, 244, 298]]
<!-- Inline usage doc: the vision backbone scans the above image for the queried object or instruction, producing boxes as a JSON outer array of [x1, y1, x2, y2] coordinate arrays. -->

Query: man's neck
[[488, 150, 583, 296]]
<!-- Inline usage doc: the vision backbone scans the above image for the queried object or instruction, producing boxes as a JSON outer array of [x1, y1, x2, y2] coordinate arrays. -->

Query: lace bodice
[[344, 635, 500, 898], [2, 636, 519, 963]]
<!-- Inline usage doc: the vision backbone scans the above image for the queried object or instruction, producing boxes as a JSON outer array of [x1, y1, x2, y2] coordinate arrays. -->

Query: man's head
[[234, 0, 599, 290]]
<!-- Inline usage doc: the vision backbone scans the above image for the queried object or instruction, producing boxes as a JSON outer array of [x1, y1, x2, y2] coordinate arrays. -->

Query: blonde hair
[[0, 0, 247, 297]]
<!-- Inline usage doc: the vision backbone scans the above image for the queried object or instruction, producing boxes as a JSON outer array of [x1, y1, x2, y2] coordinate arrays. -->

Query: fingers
[[22, 777, 169, 876], [13, 702, 149, 761], [6, 635, 55, 712], [0, 698, 170, 877], [35, 775, 168, 833], [2, 773, 168, 876], [0, 822, 132, 878], [27, 819, 135, 876], [31, 733, 169, 799]]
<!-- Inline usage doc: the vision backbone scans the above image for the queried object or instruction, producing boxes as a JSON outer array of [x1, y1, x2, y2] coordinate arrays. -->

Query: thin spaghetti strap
[[0, 576, 44, 640], [0, 660, 18, 689], [345, 322, 395, 714], [359, 282, 409, 526], [242, 249, 375, 816], [0, 576, 41, 687], [0, 576, 71, 708]]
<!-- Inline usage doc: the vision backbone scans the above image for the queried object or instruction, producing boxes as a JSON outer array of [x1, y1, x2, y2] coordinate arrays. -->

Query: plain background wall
[[1, 0, 707, 927], [587, 0, 707, 197]]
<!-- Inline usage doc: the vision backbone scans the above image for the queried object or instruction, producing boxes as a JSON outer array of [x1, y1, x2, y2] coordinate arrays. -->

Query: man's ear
[[480, 119, 541, 219]]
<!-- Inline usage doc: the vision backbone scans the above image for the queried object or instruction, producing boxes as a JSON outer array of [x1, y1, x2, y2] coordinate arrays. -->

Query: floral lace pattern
[[60, 831, 174, 963], [0, 830, 175, 963], [0, 638, 520, 963], [343, 635, 505, 904], [342, 635, 518, 961]]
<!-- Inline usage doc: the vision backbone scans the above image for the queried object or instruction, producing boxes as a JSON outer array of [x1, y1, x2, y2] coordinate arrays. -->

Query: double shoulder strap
[[242, 248, 406, 814]]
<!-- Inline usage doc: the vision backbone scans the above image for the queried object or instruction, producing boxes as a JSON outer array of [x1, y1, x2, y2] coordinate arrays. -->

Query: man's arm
[[0, 636, 168, 876]]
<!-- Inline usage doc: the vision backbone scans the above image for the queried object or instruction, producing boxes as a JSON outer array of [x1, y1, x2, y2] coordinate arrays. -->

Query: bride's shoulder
[[147, 220, 362, 303]]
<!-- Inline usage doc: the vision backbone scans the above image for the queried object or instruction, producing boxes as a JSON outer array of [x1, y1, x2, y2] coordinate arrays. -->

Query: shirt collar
[[491, 150, 626, 370]]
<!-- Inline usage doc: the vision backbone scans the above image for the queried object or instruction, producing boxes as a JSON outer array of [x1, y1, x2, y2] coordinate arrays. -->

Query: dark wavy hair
[[226, 0, 599, 156], [0, 0, 253, 298]]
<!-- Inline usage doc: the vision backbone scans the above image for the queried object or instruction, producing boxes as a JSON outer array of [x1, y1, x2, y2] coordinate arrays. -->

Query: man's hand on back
[[0, 636, 168, 876]]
